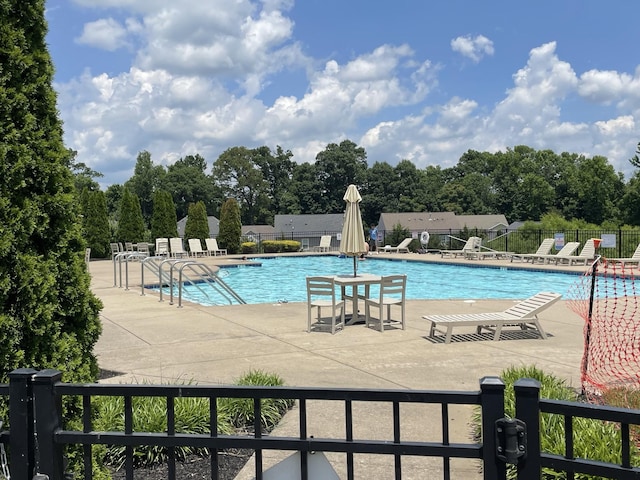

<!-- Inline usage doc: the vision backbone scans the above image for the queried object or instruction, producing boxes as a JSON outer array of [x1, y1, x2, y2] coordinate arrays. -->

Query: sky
[[44, 1, 640, 188]]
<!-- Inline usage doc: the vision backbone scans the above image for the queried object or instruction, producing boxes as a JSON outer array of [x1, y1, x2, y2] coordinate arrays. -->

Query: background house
[[273, 214, 344, 250], [177, 215, 220, 238], [376, 211, 510, 248]]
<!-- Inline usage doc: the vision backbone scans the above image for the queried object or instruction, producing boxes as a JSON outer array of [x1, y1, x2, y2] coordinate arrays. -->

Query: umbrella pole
[[353, 255, 357, 277]]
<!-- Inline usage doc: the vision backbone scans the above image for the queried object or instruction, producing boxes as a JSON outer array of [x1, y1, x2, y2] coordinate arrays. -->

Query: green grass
[[93, 370, 294, 470], [473, 365, 640, 479]]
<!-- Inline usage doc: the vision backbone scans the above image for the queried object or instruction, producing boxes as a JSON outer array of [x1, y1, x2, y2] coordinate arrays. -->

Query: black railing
[[2, 370, 640, 479], [243, 229, 640, 258]]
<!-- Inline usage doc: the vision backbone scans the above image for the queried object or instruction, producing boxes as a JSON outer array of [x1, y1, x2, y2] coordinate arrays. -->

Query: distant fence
[[242, 229, 640, 258], [2, 370, 640, 479]]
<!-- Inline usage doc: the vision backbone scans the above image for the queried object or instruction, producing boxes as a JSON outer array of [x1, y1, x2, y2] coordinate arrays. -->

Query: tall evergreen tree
[[184, 201, 210, 243], [116, 189, 145, 243], [0, 0, 102, 383], [85, 190, 111, 258], [150, 189, 178, 240], [218, 198, 242, 254]]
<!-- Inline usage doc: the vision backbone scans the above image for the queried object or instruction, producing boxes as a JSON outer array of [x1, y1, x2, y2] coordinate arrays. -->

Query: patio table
[[332, 274, 382, 325]]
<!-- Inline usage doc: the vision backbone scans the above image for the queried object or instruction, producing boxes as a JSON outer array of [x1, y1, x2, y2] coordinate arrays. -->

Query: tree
[[0, 0, 102, 387], [184, 201, 210, 243], [116, 189, 145, 243], [83, 190, 111, 258], [253, 145, 295, 222], [212, 146, 270, 224], [630, 142, 640, 169], [105, 183, 124, 219], [164, 154, 219, 220], [67, 148, 103, 193], [150, 189, 178, 240], [314, 140, 368, 213], [218, 198, 242, 254], [125, 150, 166, 225]]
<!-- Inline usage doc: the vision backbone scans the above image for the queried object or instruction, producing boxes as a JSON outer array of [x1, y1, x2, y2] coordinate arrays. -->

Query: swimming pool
[[163, 256, 586, 306]]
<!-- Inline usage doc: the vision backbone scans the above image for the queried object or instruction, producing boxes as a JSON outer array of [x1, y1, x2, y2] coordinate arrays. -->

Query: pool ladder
[[112, 254, 246, 306]]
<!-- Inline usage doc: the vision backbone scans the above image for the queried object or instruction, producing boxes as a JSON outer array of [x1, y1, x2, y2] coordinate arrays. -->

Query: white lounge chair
[[169, 237, 188, 258], [364, 274, 406, 332], [381, 237, 412, 253], [551, 239, 597, 266], [205, 238, 227, 256], [306, 276, 345, 334], [530, 242, 580, 264], [313, 235, 332, 252], [440, 237, 481, 258], [510, 238, 555, 263], [464, 246, 513, 260], [606, 242, 640, 267], [422, 292, 562, 343], [155, 238, 169, 257], [188, 238, 207, 257]]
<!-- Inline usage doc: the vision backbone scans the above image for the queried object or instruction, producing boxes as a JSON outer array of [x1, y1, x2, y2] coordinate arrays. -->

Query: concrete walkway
[[90, 253, 588, 478]]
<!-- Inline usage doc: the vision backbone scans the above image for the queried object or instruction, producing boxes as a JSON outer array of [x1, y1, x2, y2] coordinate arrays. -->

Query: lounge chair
[[510, 238, 555, 263], [530, 242, 580, 264], [110, 242, 121, 259], [464, 246, 513, 260], [169, 237, 188, 258], [188, 238, 207, 257], [381, 237, 412, 253], [155, 238, 169, 257], [550, 239, 597, 266], [606, 242, 640, 267], [440, 237, 481, 258], [422, 291, 562, 343], [205, 238, 227, 256], [313, 235, 332, 252]]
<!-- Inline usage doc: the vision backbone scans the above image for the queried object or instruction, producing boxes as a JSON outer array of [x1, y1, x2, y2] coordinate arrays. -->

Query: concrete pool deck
[[90, 252, 590, 478]]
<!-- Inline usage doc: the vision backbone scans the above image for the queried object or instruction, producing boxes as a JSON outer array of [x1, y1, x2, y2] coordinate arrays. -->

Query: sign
[[554, 233, 565, 250], [600, 234, 616, 248]]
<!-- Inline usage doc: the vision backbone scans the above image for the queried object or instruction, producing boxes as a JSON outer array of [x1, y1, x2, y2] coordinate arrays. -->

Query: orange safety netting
[[566, 260, 640, 395]]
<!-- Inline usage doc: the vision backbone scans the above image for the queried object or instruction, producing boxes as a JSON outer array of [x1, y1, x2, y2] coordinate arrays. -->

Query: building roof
[[177, 216, 221, 237], [377, 212, 510, 233], [378, 212, 459, 232], [242, 225, 276, 235], [456, 214, 509, 230], [274, 214, 344, 233]]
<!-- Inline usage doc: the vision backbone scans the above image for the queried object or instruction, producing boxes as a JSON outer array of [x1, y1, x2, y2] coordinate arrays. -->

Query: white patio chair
[[364, 274, 406, 332], [205, 238, 227, 256], [155, 238, 170, 257], [306, 276, 345, 334], [169, 237, 188, 258], [188, 238, 207, 257]]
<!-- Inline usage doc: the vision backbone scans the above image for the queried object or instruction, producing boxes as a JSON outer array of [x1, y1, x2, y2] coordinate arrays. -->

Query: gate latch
[[495, 418, 527, 464]]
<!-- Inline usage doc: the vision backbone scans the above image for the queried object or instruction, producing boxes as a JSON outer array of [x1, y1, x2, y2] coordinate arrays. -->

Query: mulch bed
[[108, 449, 254, 479]]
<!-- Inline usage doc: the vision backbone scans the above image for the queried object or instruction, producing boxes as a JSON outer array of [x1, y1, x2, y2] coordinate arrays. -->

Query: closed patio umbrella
[[339, 184, 368, 277]]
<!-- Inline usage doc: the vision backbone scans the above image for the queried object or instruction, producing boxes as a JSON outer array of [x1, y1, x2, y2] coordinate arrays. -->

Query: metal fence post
[[514, 378, 541, 480], [32, 369, 64, 480], [9, 368, 38, 480], [480, 376, 507, 480]]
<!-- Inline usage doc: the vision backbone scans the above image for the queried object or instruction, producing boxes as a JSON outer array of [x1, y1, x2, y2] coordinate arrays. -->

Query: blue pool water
[[165, 256, 586, 306]]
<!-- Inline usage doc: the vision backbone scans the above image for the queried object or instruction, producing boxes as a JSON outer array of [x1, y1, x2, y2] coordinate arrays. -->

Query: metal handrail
[[112, 252, 148, 289], [176, 262, 246, 307], [154, 258, 245, 306]]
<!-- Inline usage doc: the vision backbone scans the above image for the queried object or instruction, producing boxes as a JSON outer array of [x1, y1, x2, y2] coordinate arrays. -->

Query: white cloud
[[76, 18, 129, 51], [450, 34, 494, 63], [57, 2, 639, 186]]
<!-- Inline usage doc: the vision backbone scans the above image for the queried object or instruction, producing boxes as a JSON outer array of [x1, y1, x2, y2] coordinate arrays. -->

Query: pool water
[[165, 255, 586, 306]]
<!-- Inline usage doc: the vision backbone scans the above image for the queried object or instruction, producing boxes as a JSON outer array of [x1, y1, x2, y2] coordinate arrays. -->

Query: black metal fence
[[2, 369, 640, 479], [246, 229, 640, 258]]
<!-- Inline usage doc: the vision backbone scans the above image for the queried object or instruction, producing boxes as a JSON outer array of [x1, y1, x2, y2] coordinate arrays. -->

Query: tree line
[[75, 139, 640, 255]]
